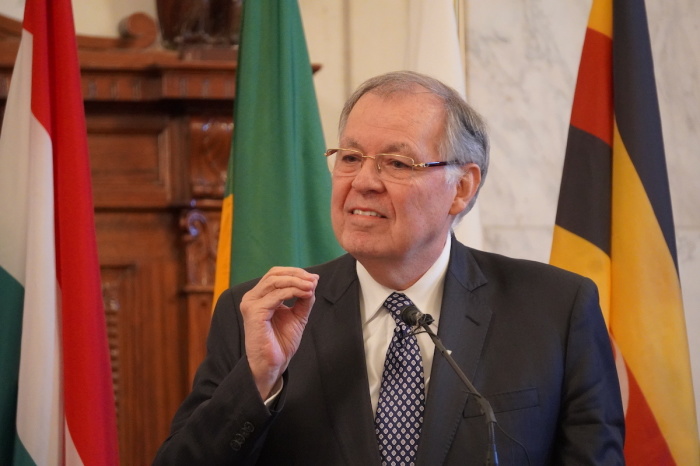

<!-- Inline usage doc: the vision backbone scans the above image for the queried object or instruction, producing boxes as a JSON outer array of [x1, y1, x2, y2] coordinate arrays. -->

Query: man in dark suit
[[154, 71, 624, 465]]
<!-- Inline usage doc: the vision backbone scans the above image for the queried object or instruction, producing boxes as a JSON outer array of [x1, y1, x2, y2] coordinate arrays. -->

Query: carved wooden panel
[[88, 112, 183, 208], [189, 115, 232, 198], [96, 211, 189, 465], [180, 204, 222, 380], [156, 0, 243, 48], [101, 265, 134, 456]]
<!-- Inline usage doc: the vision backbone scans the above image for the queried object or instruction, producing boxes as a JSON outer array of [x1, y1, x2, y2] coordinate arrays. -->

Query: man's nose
[[351, 156, 384, 190]]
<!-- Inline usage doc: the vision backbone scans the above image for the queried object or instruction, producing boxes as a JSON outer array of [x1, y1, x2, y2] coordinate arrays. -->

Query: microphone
[[401, 305, 435, 327], [401, 305, 499, 466]]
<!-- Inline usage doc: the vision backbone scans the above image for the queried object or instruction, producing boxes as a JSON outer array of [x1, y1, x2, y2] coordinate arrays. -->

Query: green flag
[[214, 0, 342, 295]]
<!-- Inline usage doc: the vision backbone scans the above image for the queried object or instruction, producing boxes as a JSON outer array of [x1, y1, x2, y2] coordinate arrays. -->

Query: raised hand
[[240, 267, 319, 398]]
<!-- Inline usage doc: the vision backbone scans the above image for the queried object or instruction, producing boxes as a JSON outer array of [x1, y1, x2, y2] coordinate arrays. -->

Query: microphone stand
[[417, 320, 499, 466]]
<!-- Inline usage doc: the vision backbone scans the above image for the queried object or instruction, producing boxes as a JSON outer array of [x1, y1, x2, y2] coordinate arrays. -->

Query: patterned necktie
[[374, 292, 425, 466]]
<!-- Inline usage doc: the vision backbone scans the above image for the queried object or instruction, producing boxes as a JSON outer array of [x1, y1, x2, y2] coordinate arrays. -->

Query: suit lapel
[[416, 239, 492, 466], [310, 255, 382, 465]]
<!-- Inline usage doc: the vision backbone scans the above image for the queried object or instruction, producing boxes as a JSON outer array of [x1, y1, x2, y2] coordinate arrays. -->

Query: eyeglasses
[[324, 148, 462, 182]]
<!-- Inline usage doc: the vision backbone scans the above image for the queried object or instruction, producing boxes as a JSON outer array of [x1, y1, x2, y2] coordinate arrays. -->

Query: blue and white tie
[[374, 292, 425, 466]]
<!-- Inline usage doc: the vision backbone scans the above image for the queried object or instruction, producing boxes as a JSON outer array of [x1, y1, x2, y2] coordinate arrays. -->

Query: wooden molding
[[0, 12, 239, 102]]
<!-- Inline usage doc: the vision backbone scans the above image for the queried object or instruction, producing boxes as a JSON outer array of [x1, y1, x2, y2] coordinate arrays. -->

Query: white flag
[[406, 0, 484, 249]]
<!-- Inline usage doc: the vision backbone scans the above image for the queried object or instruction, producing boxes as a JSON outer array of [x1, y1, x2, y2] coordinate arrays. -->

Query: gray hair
[[338, 71, 489, 219]]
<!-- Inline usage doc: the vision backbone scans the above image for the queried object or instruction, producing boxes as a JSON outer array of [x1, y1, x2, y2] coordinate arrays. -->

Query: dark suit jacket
[[154, 238, 624, 465]]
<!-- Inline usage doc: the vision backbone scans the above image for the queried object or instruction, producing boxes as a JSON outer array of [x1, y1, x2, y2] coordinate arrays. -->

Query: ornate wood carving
[[156, 0, 243, 49], [101, 268, 126, 422], [181, 207, 219, 288], [180, 202, 222, 381], [189, 115, 232, 198]]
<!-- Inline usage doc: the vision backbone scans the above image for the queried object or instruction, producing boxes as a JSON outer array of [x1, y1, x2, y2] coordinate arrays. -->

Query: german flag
[[550, 0, 700, 464]]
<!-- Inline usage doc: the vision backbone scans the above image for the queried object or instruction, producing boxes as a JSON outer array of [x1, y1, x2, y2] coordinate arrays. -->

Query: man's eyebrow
[[382, 143, 413, 155], [339, 137, 362, 149], [339, 139, 414, 156]]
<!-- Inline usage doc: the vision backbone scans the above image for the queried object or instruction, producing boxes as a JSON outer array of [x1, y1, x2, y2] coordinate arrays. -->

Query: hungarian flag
[[213, 0, 342, 297], [0, 0, 119, 465], [550, 0, 700, 464]]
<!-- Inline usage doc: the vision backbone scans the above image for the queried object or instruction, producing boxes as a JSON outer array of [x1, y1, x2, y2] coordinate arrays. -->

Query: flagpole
[[454, 0, 469, 87]]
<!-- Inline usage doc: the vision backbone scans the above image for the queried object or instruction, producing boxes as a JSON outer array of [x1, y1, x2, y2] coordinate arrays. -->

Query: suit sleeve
[[554, 278, 625, 464], [152, 288, 286, 465]]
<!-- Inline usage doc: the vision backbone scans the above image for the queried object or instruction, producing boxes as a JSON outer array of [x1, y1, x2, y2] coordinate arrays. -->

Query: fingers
[[243, 267, 319, 316]]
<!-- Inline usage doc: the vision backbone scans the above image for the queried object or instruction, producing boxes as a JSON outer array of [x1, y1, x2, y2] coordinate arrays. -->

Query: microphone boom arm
[[417, 320, 499, 466]]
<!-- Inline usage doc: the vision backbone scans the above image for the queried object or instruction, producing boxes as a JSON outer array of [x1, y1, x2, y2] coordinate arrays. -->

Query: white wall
[[2, 0, 698, 435], [0, 0, 156, 36]]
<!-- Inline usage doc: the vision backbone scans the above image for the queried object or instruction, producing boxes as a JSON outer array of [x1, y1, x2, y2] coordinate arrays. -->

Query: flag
[[550, 0, 700, 464], [0, 0, 119, 464], [213, 0, 342, 297], [405, 0, 484, 249]]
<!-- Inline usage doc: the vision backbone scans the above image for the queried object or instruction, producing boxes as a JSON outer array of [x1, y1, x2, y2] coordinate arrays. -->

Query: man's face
[[331, 90, 472, 274]]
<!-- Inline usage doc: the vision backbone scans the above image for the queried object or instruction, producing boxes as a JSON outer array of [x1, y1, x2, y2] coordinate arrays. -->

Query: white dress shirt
[[358, 236, 451, 414]]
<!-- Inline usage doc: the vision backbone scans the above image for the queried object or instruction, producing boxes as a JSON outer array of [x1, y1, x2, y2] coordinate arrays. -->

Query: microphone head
[[401, 304, 435, 327], [400, 305, 422, 326]]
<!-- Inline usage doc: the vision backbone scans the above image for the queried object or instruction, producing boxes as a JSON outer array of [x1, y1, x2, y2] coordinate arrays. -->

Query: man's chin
[[339, 236, 383, 259]]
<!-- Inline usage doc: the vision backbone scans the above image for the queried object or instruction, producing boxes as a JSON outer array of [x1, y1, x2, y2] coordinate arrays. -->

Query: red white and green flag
[[0, 0, 119, 464], [550, 0, 700, 463]]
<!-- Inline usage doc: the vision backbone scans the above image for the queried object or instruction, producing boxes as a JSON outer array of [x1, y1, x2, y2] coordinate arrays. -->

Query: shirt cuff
[[264, 377, 284, 408]]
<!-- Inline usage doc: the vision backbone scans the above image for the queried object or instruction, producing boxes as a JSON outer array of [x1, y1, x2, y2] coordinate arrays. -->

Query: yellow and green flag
[[550, 0, 700, 464], [214, 0, 342, 299]]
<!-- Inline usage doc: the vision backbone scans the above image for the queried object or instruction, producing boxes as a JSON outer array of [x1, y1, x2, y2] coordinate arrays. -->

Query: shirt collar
[[358, 235, 452, 325]]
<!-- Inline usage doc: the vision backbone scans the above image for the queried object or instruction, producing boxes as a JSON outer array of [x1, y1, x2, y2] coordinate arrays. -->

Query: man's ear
[[449, 163, 481, 216]]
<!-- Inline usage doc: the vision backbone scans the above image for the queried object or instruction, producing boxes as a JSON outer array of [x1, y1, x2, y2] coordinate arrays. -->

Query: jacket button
[[230, 439, 242, 451], [243, 421, 255, 433]]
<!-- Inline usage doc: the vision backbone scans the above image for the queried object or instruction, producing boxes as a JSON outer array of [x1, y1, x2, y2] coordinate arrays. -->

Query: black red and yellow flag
[[550, 0, 700, 464]]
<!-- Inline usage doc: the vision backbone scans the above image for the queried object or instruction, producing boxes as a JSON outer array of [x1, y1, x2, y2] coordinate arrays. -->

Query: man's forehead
[[345, 91, 444, 125], [361, 87, 438, 105]]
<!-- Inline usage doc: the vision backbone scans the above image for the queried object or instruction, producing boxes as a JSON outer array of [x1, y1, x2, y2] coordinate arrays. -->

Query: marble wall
[[1, 0, 697, 435]]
